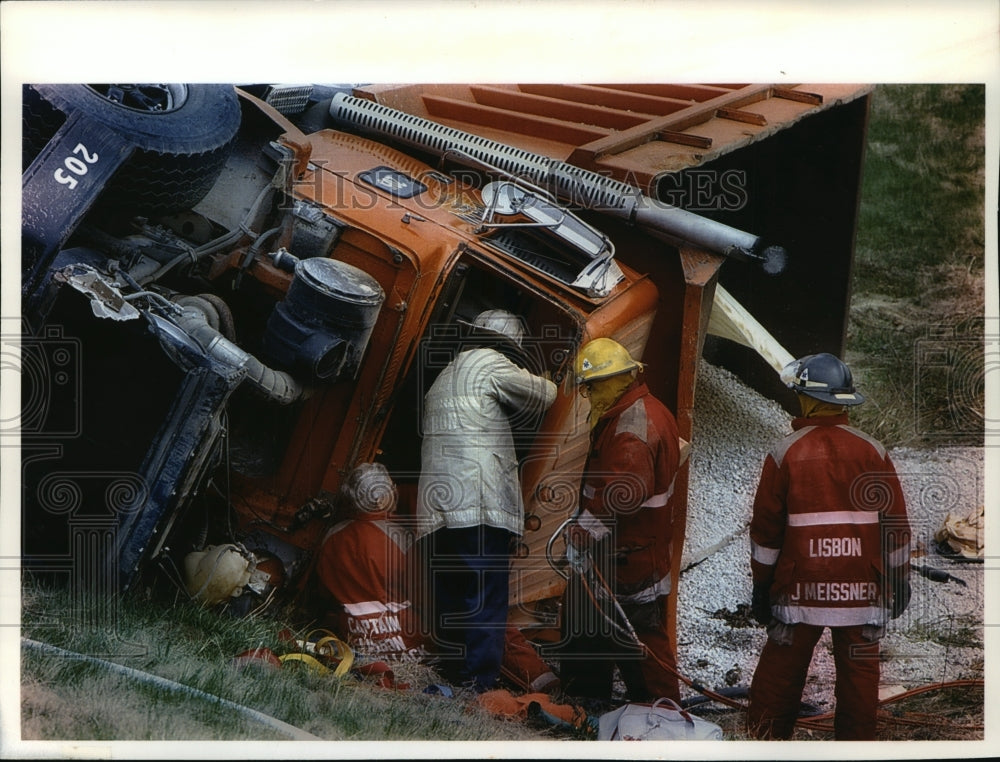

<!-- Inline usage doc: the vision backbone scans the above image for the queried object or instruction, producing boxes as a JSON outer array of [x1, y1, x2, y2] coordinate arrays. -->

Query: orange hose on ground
[[574, 563, 984, 734]]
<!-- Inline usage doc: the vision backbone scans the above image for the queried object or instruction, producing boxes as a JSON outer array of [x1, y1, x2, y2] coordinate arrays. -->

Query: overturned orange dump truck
[[339, 83, 873, 632], [20, 84, 872, 642]]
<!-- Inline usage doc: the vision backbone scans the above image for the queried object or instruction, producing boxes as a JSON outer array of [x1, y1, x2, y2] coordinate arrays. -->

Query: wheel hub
[[88, 84, 188, 113]]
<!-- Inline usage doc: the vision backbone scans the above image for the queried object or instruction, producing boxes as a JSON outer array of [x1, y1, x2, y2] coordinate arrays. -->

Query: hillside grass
[[847, 84, 986, 448], [20, 580, 541, 743]]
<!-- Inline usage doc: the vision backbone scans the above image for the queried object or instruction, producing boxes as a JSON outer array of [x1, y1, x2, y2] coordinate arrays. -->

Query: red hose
[[574, 564, 983, 734]]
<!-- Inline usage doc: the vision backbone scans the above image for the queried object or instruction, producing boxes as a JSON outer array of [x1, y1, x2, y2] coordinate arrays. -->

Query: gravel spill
[[677, 360, 985, 710]]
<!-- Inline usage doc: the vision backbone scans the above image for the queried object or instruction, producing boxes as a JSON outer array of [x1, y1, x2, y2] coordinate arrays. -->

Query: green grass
[[20, 580, 542, 742], [855, 85, 984, 287], [847, 84, 985, 448]]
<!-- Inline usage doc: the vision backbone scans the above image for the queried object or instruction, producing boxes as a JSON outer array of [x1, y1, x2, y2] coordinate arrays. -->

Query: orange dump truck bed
[[352, 83, 874, 404]]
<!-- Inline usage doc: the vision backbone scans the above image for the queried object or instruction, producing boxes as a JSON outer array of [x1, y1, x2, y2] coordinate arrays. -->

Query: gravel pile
[[677, 360, 985, 710]]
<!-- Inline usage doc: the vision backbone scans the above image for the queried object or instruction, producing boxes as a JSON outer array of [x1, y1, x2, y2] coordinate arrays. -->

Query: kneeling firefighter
[[315, 462, 558, 692], [559, 337, 682, 702], [747, 353, 912, 740]]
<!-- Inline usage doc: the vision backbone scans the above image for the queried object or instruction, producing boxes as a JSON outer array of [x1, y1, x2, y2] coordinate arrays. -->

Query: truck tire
[[21, 85, 67, 169], [23, 84, 241, 214]]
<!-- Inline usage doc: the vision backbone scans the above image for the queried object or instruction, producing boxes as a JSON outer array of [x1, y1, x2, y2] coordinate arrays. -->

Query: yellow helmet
[[574, 338, 642, 384]]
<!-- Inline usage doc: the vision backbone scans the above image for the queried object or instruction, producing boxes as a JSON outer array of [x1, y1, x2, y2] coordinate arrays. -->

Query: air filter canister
[[263, 257, 385, 382]]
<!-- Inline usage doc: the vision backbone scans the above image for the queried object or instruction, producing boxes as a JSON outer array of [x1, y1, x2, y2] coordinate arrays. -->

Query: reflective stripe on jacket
[[580, 380, 680, 596], [750, 414, 911, 627], [416, 346, 557, 537], [315, 514, 427, 660]]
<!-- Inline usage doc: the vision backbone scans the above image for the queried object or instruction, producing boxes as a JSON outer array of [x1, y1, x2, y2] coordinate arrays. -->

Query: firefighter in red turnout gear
[[315, 462, 559, 691], [560, 338, 682, 702], [747, 353, 911, 740], [315, 463, 427, 660]]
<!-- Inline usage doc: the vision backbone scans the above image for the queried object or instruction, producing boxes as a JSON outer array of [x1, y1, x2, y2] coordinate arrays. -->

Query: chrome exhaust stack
[[328, 92, 786, 272]]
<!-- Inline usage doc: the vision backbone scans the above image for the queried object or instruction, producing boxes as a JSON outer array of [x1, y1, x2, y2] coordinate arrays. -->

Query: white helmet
[[471, 309, 526, 347]]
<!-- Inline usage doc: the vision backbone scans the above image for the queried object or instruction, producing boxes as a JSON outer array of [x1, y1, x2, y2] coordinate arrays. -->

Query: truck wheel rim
[[86, 84, 188, 113]]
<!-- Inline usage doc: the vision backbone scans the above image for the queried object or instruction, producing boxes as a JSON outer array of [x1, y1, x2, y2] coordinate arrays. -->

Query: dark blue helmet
[[780, 353, 865, 406]]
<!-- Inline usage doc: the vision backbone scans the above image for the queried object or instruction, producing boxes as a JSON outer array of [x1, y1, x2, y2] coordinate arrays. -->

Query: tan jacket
[[416, 347, 556, 537]]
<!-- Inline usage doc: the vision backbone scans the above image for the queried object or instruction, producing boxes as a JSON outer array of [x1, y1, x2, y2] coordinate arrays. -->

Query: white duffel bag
[[598, 697, 724, 741]]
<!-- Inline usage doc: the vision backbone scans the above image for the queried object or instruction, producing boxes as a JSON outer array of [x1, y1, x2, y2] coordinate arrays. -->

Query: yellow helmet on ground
[[574, 338, 642, 384]]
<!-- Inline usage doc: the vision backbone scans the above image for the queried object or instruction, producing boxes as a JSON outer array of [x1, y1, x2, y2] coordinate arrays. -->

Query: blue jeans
[[428, 525, 512, 691]]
